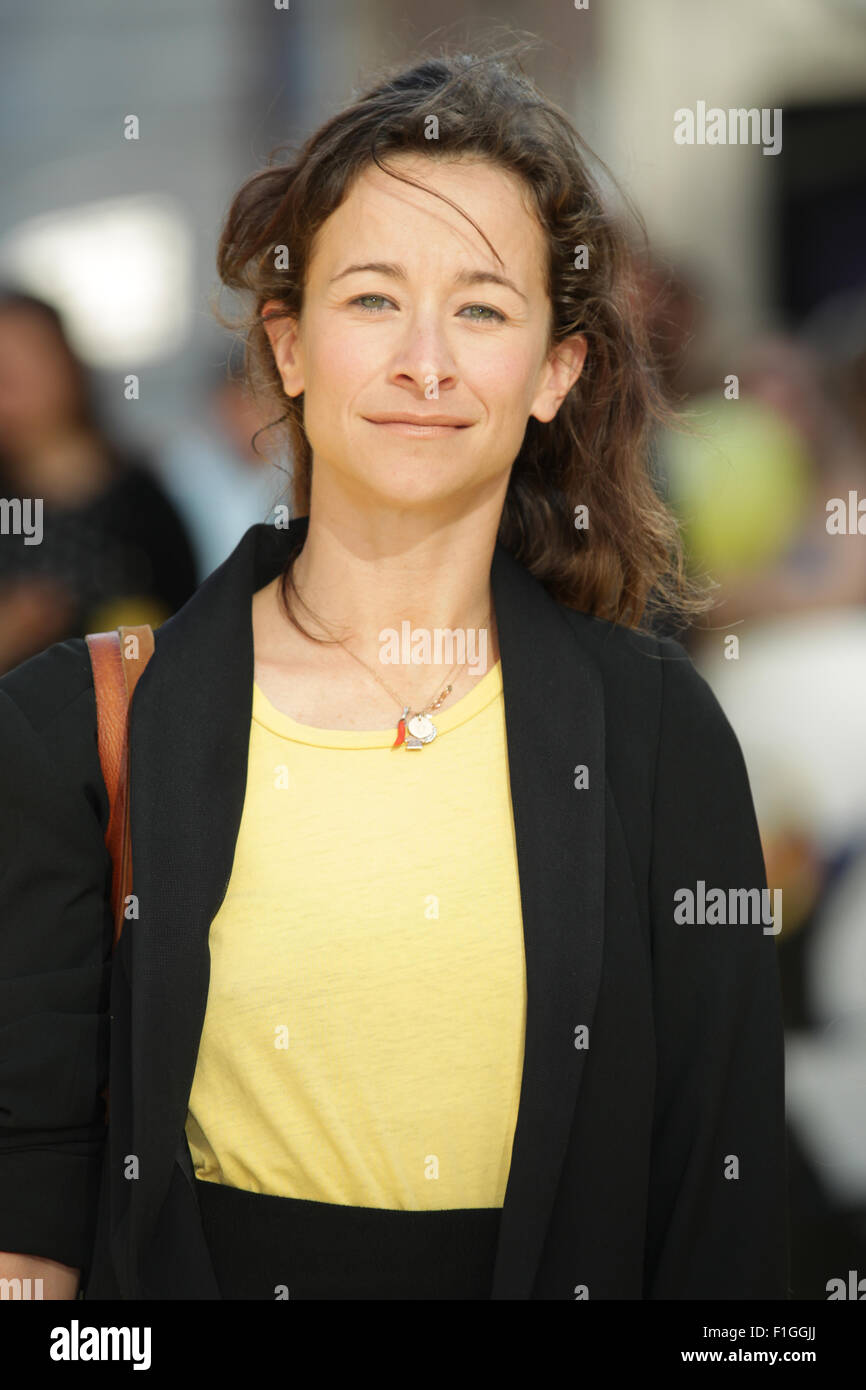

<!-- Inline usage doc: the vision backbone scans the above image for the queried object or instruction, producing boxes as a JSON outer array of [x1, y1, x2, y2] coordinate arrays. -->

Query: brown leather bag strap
[[85, 625, 155, 951]]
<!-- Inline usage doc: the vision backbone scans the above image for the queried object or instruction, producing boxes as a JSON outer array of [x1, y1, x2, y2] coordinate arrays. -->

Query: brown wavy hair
[[215, 39, 710, 633]]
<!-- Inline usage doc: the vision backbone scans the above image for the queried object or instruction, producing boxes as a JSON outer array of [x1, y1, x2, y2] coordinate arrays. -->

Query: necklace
[[335, 610, 494, 750]]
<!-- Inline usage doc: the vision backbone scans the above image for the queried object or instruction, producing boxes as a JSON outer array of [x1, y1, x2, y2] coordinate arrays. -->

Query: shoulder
[[0, 637, 95, 732], [559, 606, 727, 720], [557, 605, 748, 797], [0, 638, 108, 827]]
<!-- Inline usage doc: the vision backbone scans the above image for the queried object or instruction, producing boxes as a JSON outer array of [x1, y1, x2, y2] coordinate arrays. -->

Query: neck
[[284, 497, 503, 678]]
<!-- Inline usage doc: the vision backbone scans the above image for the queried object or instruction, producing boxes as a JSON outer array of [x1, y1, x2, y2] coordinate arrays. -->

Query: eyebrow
[[328, 261, 528, 304]]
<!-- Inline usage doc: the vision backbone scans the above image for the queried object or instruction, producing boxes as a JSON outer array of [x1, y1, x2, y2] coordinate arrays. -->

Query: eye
[[351, 294, 393, 313], [349, 295, 505, 323], [460, 304, 505, 323]]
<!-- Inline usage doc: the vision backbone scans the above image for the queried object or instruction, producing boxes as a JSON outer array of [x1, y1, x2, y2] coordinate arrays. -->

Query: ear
[[529, 333, 588, 424], [261, 298, 304, 397]]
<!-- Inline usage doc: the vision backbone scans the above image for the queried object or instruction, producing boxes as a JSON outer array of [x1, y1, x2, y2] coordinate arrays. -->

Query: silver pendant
[[405, 712, 437, 749]]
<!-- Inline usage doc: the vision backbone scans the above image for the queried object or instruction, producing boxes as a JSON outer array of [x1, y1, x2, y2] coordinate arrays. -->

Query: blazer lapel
[[487, 541, 606, 1298], [115, 516, 606, 1301], [117, 520, 288, 1293]]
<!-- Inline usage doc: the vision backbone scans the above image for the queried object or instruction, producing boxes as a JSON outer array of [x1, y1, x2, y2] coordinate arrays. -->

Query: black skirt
[[194, 1176, 502, 1300]]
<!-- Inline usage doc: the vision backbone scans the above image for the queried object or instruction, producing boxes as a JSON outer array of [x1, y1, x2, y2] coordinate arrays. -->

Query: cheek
[[299, 329, 365, 452], [306, 324, 370, 399], [462, 343, 541, 417]]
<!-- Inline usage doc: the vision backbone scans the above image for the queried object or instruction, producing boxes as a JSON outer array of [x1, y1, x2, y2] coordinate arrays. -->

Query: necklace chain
[[335, 609, 493, 717], [289, 562, 494, 744]]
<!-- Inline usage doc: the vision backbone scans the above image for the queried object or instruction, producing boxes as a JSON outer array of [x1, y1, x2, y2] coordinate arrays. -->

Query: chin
[[350, 464, 476, 510]]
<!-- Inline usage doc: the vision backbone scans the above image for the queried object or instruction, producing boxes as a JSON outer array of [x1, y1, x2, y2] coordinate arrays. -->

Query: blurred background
[[1, 0, 865, 1300]]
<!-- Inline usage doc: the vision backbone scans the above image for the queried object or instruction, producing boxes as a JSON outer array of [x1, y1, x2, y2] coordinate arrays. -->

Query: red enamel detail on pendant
[[392, 717, 406, 748]]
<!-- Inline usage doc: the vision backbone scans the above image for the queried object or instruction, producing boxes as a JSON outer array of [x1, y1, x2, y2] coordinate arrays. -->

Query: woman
[[0, 50, 788, 1300], [0, 290, 199, 675]]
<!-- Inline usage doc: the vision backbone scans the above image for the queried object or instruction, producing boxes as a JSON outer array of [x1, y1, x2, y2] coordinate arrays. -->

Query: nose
[[388, 310, 458, 397]]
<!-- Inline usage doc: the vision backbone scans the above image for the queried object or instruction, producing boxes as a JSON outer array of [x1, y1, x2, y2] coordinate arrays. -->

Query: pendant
[[392, 708, 408, 748], [406, 713, 437, 748], [392, 707, 437, 749]]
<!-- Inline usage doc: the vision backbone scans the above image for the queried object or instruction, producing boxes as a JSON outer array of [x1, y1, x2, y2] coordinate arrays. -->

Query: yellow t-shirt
[[185, 657, 527, 1209]]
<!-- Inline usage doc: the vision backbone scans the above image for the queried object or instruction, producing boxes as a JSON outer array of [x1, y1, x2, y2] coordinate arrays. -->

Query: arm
[[0, 647, 112, 1297], [643, 635, 790, 1299]]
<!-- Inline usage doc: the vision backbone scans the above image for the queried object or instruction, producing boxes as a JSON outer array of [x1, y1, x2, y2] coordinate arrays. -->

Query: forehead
[[309, 155, 548, 290]]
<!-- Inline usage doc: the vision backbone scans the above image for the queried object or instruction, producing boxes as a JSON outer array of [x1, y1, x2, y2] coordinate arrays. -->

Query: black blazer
[[0, 515, 789, 1299]]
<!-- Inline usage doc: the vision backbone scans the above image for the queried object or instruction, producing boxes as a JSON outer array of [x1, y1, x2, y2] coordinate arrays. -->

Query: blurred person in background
[[152, 365, 286, 581], [625, 247, 714, 405], [0, 289, 198, 674], [655, 331, 866, 946], [671, 335, 866, 628], [656, 318, 866, 1297]]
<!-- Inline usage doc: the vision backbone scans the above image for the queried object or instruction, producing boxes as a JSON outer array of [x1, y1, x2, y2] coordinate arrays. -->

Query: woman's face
[[263, 154, 587, 517], [0, 309, 82, 447]]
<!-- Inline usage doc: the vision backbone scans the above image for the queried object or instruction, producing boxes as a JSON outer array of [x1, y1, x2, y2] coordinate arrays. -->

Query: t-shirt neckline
[[252, 657, 503, 749]]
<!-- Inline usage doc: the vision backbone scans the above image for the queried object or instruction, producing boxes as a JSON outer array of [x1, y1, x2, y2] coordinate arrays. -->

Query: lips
[[365, 414, 472, 426], [363, 415, 473, 436]]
